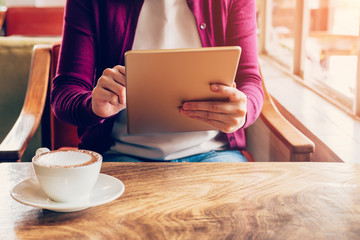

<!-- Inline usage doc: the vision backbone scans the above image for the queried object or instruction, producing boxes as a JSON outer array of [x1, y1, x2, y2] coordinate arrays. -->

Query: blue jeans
[[103, 150, 248, 162]]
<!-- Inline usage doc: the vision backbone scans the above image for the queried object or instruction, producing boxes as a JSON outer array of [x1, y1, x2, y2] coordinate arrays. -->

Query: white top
[[110, 0, 226, 160], [132, 0, 203, 50]]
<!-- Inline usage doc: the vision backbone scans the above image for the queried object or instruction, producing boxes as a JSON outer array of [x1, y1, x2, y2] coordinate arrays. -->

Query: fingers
[[180, 111, 246, 133], [186, 115, 245, 133], [113, 65, 126, 85], [91, 65, 127, 118], [97, 66, 126, 98], [180, 107, 245, 130], [92, 84, 125, 106], [182, 100, 246, 115], [100, 66, 126, 89], [210, 83, 243, 102], [181, 109, 241, 125], [182, 83, 246, 113], [179, 83, 247, 133], [114, 65, 126, 75]]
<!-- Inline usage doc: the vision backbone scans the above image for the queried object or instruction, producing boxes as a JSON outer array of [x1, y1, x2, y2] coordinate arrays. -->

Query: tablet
[[125, 46, 241, 134]]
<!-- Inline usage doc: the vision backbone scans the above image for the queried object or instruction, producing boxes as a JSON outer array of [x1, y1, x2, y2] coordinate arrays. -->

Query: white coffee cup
[[32, 148, 102, 203]]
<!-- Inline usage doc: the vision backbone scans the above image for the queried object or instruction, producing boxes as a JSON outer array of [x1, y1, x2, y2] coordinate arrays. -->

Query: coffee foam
[[34, 150, 100, 168]]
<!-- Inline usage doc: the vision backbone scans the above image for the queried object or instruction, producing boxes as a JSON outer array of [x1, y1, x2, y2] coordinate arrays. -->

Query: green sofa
[[0, 36, 61, 161]]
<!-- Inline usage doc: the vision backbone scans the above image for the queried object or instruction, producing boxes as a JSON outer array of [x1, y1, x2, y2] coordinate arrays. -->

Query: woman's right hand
[[92, 65, 126, 118]]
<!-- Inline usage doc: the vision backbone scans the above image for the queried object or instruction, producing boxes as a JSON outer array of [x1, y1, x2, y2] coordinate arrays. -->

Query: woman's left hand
[[179, 83, 247, 133]]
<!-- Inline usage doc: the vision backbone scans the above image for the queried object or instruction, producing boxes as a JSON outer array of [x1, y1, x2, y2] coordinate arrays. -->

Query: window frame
[[258, 0, 360, 118]]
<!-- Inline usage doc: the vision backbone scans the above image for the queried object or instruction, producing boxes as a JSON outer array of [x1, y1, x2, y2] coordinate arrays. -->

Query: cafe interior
[[0, 0, 360, 239]]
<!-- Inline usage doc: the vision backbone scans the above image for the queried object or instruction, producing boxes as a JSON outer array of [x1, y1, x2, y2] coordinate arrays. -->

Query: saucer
[[10, 174, 125, 212]]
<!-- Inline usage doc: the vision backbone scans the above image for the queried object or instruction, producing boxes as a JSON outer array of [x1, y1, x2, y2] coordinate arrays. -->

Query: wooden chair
[[0, 44, 51, 161], [0, 43, 315, 162], [0, 7, 6, 32]]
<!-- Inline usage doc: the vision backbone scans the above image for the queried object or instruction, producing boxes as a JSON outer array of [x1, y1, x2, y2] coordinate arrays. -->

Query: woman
[[51, 0, 264, 162]]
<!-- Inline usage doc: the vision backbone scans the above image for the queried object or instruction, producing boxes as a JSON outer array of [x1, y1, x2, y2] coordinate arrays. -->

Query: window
[[305, 0, 359, 108], [257, 0, 360, 116], [267, 0, 296, 68]]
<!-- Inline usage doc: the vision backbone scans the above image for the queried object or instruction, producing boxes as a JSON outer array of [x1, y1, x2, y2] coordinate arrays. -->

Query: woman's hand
[[180, 83, 247, 133], [92, 65, 126, 118]]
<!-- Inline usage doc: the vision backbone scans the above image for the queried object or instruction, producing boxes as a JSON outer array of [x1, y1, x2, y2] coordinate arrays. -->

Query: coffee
[[32, 148, 103, 203], [33, 150, 100, 168]]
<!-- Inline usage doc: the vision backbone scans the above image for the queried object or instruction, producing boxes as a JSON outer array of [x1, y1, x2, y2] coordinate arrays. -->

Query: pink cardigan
[[51, 0, 264, 153]]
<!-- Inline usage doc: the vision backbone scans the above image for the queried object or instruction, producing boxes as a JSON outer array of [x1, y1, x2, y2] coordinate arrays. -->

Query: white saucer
[[10, 173, 125, 212]]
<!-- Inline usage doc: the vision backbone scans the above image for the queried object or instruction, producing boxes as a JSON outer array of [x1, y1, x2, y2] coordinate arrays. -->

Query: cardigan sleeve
[[51, 0, 104, 128], [227, 0, 264, 129]]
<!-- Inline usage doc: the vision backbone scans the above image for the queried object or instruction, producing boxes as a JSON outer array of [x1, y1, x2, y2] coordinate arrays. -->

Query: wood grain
[[1, 162, 360, 239], [0, 7, 5, 31], [258, 70, 315, 161], [0, 45, 51, 161], [245, 68, 315, 162]]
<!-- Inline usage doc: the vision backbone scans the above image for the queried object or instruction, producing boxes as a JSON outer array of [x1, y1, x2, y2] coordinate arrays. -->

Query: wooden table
[[1, 162, 360, 239]]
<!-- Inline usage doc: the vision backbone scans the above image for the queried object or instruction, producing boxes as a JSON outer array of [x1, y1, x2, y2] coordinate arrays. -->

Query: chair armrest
[[0, 7, 6, 31], [259, 79, 315, 161], [0, 45, 51, 162], [246, 68, 315, 162]]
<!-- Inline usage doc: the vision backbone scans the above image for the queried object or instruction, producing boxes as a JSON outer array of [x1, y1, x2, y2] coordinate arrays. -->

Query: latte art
[[34, 150, 100, 168]]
